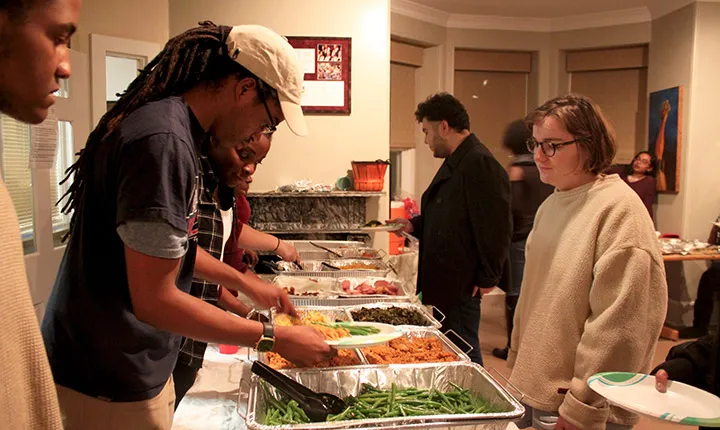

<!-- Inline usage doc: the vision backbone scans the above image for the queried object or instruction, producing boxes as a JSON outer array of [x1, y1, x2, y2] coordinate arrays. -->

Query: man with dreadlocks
[[0, 1, 79, 429], [41, 23, 334, 429]]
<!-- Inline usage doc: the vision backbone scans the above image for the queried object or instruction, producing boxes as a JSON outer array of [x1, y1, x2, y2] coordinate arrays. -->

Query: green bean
[[265, 385, 508, 425]]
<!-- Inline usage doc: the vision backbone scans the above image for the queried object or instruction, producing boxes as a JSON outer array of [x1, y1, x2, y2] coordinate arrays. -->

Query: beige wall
[[647, 5, 695, 237], [72, 0, 169, 54], [680, 2, 720, 293], [170, 0, 391, 246], [390, 13, 448, 200], [685, 1, 720, 242], [390, 13, 446, 46]]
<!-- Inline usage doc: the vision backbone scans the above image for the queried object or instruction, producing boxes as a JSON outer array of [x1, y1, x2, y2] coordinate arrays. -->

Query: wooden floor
[[478, 291, 694, 430]]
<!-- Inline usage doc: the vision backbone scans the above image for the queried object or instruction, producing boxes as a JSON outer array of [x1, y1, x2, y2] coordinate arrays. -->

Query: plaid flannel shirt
[[177, 152, 235, 368]]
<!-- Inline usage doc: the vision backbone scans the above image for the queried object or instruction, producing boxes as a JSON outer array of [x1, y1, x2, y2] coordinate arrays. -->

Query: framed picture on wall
[[648, 86, 683, 194], [286, 36, 351, 114]]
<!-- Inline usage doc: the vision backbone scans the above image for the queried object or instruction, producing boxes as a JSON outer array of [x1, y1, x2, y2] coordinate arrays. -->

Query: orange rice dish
[[361, 337, 457, 364], [265, 350, 361, 369]]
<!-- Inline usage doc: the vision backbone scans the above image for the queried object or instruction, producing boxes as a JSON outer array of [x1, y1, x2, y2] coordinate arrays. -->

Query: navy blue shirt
[[42, 97, 204, 401]]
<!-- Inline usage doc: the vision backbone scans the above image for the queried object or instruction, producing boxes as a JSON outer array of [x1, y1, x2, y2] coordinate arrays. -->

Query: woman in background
[[509, 94, 667, 430], [609, 150, 657, 222], [492, 119, 554, 361]]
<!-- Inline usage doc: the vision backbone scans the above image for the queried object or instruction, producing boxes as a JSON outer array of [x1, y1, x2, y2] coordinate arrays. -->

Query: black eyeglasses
[[257, 79, 278, 135], [526, 137, 579, 157]]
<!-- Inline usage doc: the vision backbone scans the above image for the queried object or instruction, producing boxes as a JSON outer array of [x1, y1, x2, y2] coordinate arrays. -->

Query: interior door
[[0, 50, 91, 322]]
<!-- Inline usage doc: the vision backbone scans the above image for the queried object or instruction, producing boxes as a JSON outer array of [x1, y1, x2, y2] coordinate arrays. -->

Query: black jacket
[[652, 298, 719, 430], [410, 133, 511, 308]]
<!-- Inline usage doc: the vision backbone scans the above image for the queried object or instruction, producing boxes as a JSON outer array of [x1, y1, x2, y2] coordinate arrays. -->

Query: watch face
[[257, 338, 274, 352]]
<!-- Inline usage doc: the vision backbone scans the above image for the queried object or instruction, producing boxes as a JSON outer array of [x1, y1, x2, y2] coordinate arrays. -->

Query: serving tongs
[[251, 360, 346, 422], [309, 241, 343, 258], [321, 261, 341, 271], [262, 260, 303, 272]]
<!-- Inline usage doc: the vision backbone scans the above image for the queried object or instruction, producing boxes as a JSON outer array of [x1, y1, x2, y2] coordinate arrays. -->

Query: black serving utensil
[[309, 241, 343, 258], [261, 260, 282, 272], [321, 261, 341, 271], [251, 360, 346, 422]]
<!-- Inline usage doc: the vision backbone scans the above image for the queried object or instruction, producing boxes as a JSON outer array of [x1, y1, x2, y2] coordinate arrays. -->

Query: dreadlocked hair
[[59, 21, 270, 240]]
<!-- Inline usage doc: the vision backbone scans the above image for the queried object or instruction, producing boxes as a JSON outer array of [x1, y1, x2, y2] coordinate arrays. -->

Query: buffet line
[[238, 240, 524, 430]]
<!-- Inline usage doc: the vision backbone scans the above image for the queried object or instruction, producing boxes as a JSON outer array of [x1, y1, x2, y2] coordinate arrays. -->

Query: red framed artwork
[[286, 36, 351, 114]]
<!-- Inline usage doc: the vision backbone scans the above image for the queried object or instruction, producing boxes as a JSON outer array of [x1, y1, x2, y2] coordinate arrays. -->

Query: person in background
[[173, 132, 300, 408], [608, 150, 657, 221], [0, 0, 79, 428], [509, 94, 667, 430], [492, 119, 554, 361], [42, 23, 334, 429], [389, 93, 511, 366], [678, 215, 720, 339]]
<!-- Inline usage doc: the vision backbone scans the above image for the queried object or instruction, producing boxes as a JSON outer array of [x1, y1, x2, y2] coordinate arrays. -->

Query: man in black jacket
[[390, 93, 511, 365]]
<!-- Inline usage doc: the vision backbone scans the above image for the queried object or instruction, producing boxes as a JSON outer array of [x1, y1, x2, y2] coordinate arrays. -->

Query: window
[[0, 114, 35, 254], [567, 46, 649, 163], [1, 115, 74, 252]]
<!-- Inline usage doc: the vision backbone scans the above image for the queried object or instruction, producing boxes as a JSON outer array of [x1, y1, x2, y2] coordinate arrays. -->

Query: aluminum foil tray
[[241, 362, 524, 430], [269, 306, 353, 324], [337, 277, 405, 298], [274, 261, 390, 279], [289, 295, 413, 307], [358, 327, 471, 364], [333, 247, 384, 260], [271, 277, 340, 298], [257, 348, 366, 371], [345, 302, 442, 329], [286, 240, 367, 251], [327, 259, 388, 271], [298, 248, 383, 261]]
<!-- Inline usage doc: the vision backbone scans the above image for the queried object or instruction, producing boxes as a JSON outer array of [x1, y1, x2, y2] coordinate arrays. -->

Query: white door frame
[[24, 50, 91, 320], [90, 34, 161, 127]]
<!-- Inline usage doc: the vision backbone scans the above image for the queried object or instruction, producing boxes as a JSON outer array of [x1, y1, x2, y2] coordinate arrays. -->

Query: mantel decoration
[[286, 36, 351, 114]]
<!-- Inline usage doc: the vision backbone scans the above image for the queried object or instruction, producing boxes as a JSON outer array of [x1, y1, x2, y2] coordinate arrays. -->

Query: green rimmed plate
[[324, 322, 402, 349], [588, 372, 720, 427]]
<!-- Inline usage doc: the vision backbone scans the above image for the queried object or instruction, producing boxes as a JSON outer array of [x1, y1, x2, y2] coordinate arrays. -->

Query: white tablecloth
[[172, 345, 251, 430]]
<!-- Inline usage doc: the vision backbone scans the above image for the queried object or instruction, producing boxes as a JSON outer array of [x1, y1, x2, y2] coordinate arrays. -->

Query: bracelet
[[272, 237, 281, 253]]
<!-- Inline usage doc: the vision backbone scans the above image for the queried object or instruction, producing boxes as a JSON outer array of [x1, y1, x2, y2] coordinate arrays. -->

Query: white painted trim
[[447, 14, 551, 32], [393, 0, 653, 32], [551, 7, 651, 32], [90, 34, 161, 128], [647, 0, 695, 19], [390, 0, 449, 27]]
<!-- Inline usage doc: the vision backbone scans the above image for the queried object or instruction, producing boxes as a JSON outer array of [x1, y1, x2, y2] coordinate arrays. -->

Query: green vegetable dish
[[350, 307, 430, 326], [262, 382, 510, 426]]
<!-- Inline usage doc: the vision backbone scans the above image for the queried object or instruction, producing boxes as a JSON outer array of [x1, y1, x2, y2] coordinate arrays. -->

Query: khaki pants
[[57, 376, 175, 430]]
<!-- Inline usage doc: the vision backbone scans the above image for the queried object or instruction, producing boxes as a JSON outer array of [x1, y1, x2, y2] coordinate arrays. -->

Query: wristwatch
[[255, 322, 275, 352]]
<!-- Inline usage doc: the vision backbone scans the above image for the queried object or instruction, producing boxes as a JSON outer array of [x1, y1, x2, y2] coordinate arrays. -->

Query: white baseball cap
[[225, 25, 308, 137]]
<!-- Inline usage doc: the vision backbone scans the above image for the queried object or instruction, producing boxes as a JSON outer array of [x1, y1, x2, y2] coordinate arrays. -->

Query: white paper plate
[[588, 372, 720, 427], [324, 322, 402, 349]]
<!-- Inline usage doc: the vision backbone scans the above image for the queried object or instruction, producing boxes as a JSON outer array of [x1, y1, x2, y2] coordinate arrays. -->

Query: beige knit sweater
[[0, 179, 63, 429], [508, 174, 667, 430]]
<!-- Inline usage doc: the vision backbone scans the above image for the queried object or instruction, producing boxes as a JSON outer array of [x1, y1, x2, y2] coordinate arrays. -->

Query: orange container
[[389, 202, 406, 255], [389, 234, 405, 255], [351, 160, 390, 191], [219, 344, 239, 354]]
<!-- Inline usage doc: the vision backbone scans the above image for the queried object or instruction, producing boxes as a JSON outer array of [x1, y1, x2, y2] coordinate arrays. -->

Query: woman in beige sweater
[[509, 94, 667, 430]]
